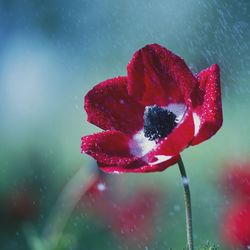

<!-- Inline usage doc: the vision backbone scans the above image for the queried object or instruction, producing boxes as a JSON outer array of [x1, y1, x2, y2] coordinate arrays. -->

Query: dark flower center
[[143, 105, 177, 141]]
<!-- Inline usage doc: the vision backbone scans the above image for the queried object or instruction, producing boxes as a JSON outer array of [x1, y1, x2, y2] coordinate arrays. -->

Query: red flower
[[111, 190, 161, 247], [222, 202, 250, 247], [220, 162, 250, 247], [81, 44, 222, 173], [221, 162, 250, 199], [0, 186, 38, 225], [79, 173, 162, 247]]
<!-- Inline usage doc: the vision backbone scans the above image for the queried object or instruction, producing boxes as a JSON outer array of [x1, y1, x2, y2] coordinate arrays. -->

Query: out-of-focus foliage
[[1, 0, 250, 249]]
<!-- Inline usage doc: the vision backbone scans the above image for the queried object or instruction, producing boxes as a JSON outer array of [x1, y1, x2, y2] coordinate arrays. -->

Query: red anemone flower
[[78, 170, 162, 247], [111, 190, 161, 247], [220, 162, 250, 247], [0, 186, 38, 225], [79, 174, 162, 248], [221, 162, 250, 199], [222, 202, 250, 247], [81, 44, 222, 173]]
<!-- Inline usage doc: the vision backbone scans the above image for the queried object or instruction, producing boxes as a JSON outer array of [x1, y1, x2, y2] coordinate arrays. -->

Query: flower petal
[[85, 76, 144, 135], [81, 131, 137, 166], [98, 155, 180, 173], [191, 64, 223, 145], [127, 44, 197, 106], [147, 108, 194, 158]]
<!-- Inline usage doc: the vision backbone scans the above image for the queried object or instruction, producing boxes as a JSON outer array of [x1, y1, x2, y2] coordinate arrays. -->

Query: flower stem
[[42, 167, 97, 250], [178, 157, 194, 250]]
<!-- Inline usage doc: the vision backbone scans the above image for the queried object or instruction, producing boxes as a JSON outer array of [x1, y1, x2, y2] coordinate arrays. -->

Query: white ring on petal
[[193, 113, 201, 136], [129, 103, 188, 158], [165, 103, 187, 123], [149, 155, 172, 166], [129, 130, 156, 157]]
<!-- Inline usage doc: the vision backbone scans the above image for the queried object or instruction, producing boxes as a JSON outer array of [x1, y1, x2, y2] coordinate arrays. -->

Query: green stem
[[42, 167, 96, 250], [178, 157, 194, 250]]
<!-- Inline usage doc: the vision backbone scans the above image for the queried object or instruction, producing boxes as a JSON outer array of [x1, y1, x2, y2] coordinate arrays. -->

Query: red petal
[[98, 155, 180, 173], [81, 131, 137, 166], [127, 44, 197, 106], [191, 64, 223, 145], [147, 108, 194, 158], [85, 76, 144, 135]]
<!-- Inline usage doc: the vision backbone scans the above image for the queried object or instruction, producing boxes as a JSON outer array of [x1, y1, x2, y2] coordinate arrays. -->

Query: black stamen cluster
[[144, 105, 177, 141]]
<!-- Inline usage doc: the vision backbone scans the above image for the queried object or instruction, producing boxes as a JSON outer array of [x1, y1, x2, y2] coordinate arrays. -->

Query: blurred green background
[[1, 0, 250, 249]]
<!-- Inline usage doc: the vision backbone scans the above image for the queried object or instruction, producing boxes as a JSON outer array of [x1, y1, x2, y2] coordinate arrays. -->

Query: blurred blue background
[[1, 0, 250, 249]]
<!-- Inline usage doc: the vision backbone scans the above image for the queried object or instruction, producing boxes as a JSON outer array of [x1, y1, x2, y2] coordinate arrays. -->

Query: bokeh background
[[1, 0, 250, 249]]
